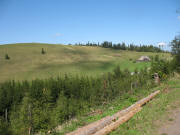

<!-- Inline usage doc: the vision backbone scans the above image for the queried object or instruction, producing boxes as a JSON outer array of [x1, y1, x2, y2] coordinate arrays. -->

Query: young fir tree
[[41, 48, 45, 55], [31, 88, 54, 132], [5, 54, 10, 60], [10, 95, 32, 135], [53, 92, 68, 124]]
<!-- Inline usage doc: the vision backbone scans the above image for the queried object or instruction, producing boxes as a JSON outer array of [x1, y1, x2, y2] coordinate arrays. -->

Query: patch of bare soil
[[158, 101, 180, 135]]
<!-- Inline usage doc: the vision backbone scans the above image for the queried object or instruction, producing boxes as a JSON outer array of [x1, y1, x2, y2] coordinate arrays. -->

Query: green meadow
[[0, 43, 170, 82]]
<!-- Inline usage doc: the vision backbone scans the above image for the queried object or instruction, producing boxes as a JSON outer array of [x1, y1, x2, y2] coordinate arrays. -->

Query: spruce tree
[[10, 95, 32, 135], [41, 48, 45, 54], [53, 92, 68, 124], [5, 54, 10, 60]]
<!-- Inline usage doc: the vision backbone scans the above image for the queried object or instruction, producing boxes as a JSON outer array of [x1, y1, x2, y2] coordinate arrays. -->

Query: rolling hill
[[0, 43, 170, 82]]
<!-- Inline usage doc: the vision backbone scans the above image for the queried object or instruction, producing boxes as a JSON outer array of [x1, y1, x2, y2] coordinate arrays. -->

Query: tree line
[[75, 41, 164, 52]]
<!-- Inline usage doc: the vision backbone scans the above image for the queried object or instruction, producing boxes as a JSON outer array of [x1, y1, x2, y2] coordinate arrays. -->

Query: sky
[[0, 0, 180, 48]]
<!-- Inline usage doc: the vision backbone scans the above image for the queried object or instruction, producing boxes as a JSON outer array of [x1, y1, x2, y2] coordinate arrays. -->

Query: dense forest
[[0, 37, 179, 135], [74, 41, 164, 52]]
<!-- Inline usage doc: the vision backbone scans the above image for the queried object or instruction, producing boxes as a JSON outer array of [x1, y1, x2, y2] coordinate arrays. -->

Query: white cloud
[[55, 33, 62, 37]]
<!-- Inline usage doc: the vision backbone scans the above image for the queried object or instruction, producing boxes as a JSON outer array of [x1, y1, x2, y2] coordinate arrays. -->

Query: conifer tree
[[5, 54, 10, 60], [10, 95, 32, 135], [53, 92, 68, 124], [41, 48, 45, 54]]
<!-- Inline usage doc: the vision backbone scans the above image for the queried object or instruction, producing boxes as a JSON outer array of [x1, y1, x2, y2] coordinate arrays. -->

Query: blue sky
[[0, 0, 180, 48]]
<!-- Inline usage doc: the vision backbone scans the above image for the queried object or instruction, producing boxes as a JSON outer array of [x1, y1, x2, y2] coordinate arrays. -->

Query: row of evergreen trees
[[0, 56, 172, 135], [75, 41, 163, 52]]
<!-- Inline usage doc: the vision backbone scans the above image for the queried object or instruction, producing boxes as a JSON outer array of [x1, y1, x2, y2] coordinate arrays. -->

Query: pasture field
[[0, 43, 170, 82]]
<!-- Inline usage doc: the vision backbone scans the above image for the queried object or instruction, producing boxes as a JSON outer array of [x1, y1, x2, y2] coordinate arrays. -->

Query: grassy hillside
[[0, 43, 170, 82]]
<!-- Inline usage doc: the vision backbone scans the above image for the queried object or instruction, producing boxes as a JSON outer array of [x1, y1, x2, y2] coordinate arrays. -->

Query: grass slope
[[0, 43, 170, 82]]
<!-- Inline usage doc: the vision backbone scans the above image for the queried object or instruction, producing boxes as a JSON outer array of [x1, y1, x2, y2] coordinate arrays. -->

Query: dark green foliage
[[0, 81, 25, 116], [41, 48, 46, 54], [150, 55, 171, 80], [101, 41, 113, 48], [0, 117, 12, 135], [5, 54, 10, 60]]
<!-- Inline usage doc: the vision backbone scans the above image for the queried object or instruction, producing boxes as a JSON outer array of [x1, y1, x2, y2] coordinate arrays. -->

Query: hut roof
[[137, 56, 151, 61]]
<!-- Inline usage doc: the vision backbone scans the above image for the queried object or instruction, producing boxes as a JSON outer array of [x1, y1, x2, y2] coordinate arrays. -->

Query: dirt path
[[158, 102, 180, 135]]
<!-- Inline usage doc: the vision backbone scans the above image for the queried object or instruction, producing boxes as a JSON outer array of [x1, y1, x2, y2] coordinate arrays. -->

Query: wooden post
[[154, 73, 160, 84], [5, 108, 7, 123]]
